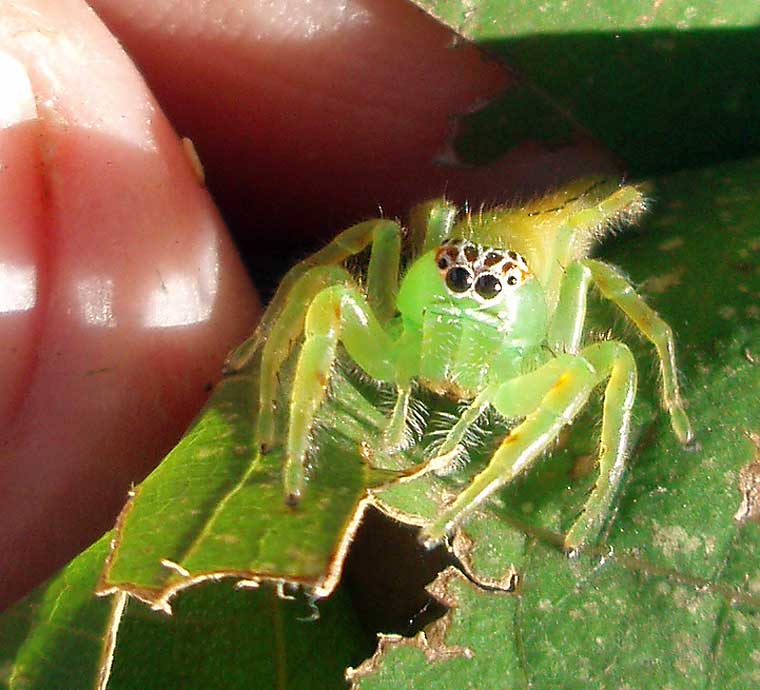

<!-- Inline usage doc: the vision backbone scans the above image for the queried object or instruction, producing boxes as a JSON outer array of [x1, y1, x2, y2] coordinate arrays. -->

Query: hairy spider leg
[[282, 200, 463, 498], [365, 221, 402, 322], [542, 184, 646, 310], [231, 220, 397, 373], [565, 341, 637, 549], [427, 387, 494, 474], [418, 343, 636, 549], [383, 200, 461, 450], [420, 354, 597, 547], [284, 284, 402, 503], [548, 262, 593, 354], [259, 219, 402, 347], [423, 259, 595, 486], [547, 255, 688, 546], [382, 386, 413, 451], [257, 220, 402, 451], [365, 223, 410, 449], [408, 198, 457, 255], [258, 265, 352, 450], [582, 259, 694, 445]]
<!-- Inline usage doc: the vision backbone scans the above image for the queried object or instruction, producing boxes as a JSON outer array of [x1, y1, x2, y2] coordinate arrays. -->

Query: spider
[[252, 177, 693, 551]]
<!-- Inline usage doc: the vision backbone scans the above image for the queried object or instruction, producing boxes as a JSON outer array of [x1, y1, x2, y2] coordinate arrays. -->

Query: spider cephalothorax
[[247, 177, 693, 552], [435, 239, 531, 304]]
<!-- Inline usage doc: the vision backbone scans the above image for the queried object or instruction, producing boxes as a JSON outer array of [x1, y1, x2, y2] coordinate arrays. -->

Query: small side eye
[[463, 245, 479, 263], [437, 255, 451, 270], [506, 274, 518, 286], [474, 274, 503, 300], [484, 251, 503, 267], [446, 266, 473, 293]]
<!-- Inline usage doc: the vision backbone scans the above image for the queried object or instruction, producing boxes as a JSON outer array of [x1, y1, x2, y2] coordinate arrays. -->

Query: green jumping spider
[[250, 177, 693, 551]]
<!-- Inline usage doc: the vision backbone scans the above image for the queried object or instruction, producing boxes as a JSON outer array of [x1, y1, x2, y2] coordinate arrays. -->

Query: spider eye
[[474, 274, 503, 300], [463, 245, 479, 263], [484, 251, 503, 267], [445, 266, 473, 293], [506, 274, 518, 286]]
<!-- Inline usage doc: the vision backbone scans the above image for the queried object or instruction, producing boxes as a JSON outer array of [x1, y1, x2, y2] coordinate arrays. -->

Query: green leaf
[[0, 532, 370, 690], [0, 533, 120, 690], [353, 157, 760, 687], [107, 580, 368, 690], [413, 0, 760, 174], [100, 357, 393, 609]]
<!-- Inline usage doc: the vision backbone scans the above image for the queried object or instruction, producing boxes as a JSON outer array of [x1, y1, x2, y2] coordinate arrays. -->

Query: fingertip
[[0, 51, 44, 428], [88, 0, 615, 243], [0, 0, 260, 608], [0, 50, 37, 127]]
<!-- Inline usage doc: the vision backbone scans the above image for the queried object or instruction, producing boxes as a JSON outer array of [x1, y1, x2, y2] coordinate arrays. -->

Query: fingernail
[[0, 51, 37, 129]]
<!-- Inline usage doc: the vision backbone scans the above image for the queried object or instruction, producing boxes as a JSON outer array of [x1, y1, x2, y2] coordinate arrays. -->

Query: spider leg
[[363, 221, 413, 450], [565, 341, 637, 551], [542, 184, 645, 308], [548, 261, 592, 354], [257, 265, 351, 451], [284, 284, 399, 503], [408, 198, 457, 255], [423, 387, 494, 475], [265, 219, 402, 344], [582, 259, 693, 445], [365, 219, 402, 322], [381, 385, 413, 450], [374, 199, 457, 450], [420, 354, 597, 547], [257, 220, 402, 451]]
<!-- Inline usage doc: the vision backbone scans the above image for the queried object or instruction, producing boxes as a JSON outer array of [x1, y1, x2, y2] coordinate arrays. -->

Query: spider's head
[[397, 238, 548, 346]]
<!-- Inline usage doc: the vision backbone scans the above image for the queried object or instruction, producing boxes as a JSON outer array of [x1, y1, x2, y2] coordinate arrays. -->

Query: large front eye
[[474, 273, 502, 300], [446, 266, 473, 293]]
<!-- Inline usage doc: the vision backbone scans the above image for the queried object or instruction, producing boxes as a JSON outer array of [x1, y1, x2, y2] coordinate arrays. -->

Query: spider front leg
[[423, 387, 494, 474], [284, 284, 401, 503], [420, 354, 597, 547], [257, 265, 352, 451], [408, 198, 457, 254], [257, 219, 401, 452], [565, 341, 637, 550], [583, 259, 694, 445], [382, 199, 458, 451], [425, 264, 596, 476], [542, 182, 646, 309], [548, 262, 592, 354]]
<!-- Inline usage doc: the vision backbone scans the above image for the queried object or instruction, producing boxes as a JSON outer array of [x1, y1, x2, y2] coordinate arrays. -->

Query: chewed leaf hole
[[343, 506, 452, 637]]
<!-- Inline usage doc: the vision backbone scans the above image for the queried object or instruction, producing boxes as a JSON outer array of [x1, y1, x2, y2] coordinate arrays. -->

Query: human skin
[[0, 0, 615, 610]]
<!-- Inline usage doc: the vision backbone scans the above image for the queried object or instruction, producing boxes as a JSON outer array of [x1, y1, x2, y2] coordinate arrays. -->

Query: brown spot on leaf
[[570, 453, 597, 480], [735, 432, 760, 523], [641, 267, 684, 294], [658, 236, 684, 251]]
